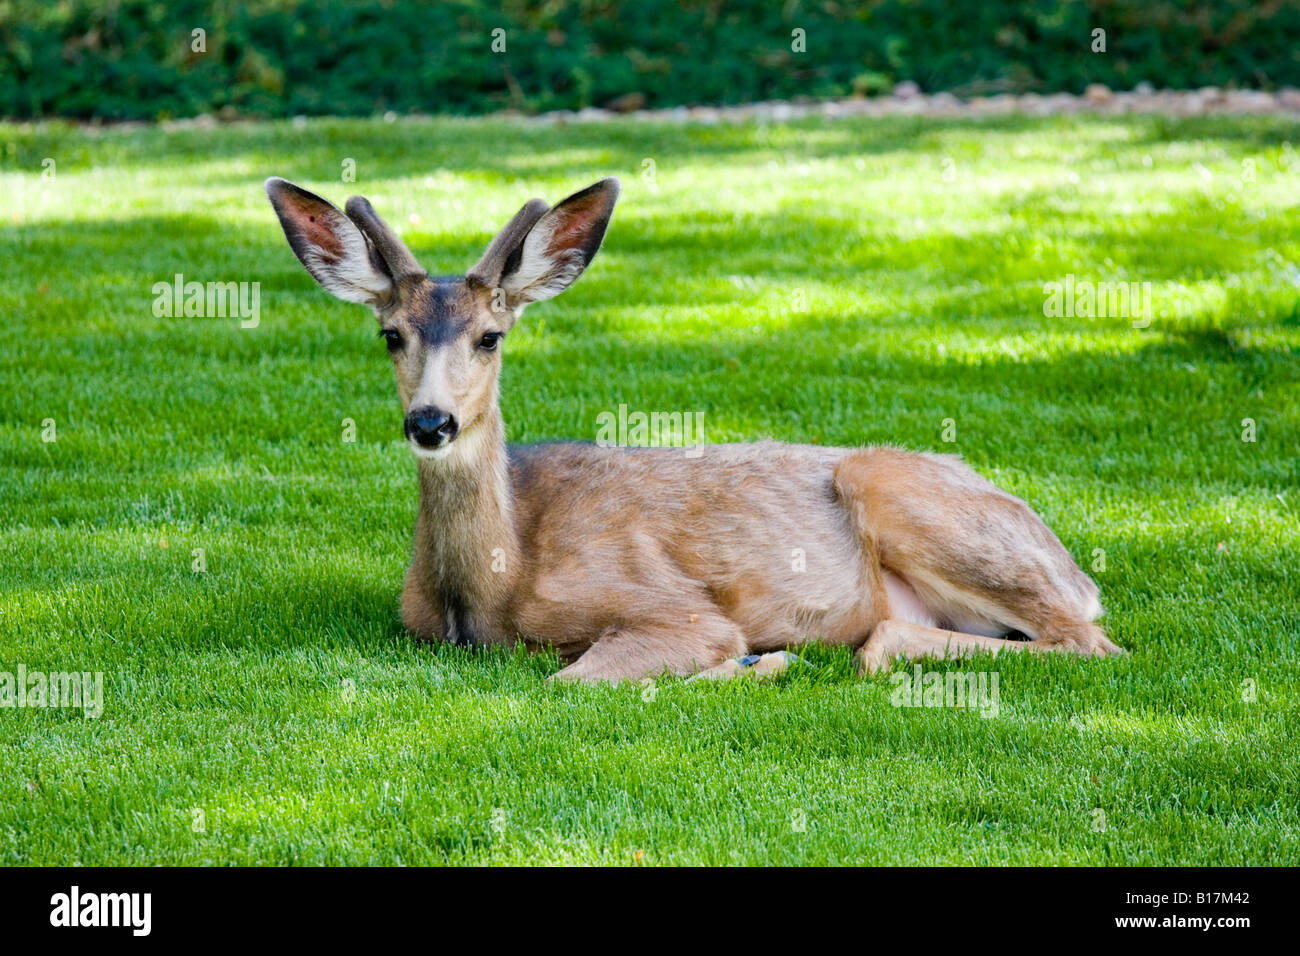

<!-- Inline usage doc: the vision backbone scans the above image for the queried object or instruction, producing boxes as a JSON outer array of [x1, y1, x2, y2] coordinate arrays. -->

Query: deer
[[264, 175, 1124, 683]]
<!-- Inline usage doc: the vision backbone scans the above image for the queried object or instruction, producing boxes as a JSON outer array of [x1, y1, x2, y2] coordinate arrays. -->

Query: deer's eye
[[379, 328, 403, 350], [477, 331, 503, 352]]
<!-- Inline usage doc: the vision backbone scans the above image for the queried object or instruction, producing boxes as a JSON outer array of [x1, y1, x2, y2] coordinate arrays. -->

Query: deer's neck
[[414, 409, 518, 645]]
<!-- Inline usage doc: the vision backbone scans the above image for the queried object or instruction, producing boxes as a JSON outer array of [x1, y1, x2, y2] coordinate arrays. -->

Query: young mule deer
[[265, 176, 1124, 683]]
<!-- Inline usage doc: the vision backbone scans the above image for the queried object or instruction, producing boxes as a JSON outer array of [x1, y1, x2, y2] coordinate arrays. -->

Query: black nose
[[405, 407, 459, 448]]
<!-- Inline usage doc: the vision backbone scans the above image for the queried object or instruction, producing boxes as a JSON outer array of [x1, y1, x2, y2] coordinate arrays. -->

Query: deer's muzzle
[[405, 407, 459, 449]]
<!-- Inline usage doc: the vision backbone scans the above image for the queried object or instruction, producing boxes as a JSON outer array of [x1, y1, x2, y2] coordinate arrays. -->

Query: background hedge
[[4, 0, 1300, 120]]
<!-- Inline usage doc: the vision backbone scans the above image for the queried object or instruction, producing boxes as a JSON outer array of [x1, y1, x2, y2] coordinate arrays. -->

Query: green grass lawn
[[1, 112, 1297, 865]]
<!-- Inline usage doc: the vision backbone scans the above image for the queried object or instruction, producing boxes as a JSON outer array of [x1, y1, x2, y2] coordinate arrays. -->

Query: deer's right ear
[[264, 177, 393, 307]]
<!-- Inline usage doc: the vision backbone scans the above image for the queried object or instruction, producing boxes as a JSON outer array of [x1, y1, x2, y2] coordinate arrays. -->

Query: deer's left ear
[[496, 177, 620, 308]]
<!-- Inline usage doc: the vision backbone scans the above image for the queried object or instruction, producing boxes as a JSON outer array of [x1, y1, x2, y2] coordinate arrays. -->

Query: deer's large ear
[[488, 178, 620, 309], [264, 177, 394, 307]]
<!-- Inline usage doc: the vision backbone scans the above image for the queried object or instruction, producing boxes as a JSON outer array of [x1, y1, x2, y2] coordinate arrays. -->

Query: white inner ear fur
[[304, 208, 393, 305], [500, 215, 589, 305]]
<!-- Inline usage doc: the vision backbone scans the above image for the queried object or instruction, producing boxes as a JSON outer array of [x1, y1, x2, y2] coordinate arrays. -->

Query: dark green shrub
[[2, 1, 1298, 120]]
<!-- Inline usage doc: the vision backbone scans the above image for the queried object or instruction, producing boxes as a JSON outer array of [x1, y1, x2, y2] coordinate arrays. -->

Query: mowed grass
[[1, 112, 1298, 865]]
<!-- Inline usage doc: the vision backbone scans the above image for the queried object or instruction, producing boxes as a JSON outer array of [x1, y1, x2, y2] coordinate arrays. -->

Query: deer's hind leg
[[858, 617, 1055, 675], [833, 448, 1124, 674]]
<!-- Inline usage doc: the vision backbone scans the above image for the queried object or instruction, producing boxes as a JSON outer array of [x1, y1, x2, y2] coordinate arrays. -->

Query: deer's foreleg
[[550, 608, 746, 684]]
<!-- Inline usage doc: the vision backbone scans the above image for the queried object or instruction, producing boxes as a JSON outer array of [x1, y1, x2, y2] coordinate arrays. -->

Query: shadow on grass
[[4, 205, 1296, 473]]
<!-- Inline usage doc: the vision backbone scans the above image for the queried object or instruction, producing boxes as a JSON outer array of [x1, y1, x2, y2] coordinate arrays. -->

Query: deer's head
[[265, 177, 620, 459]]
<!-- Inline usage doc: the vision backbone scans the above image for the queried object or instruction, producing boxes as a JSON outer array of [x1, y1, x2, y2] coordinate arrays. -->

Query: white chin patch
[[408, 441, 455, 461]]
